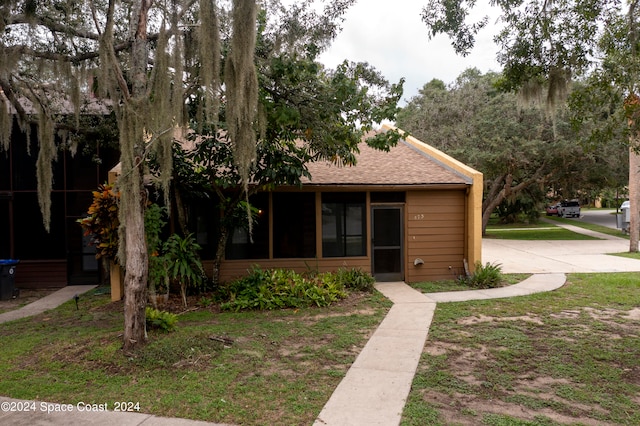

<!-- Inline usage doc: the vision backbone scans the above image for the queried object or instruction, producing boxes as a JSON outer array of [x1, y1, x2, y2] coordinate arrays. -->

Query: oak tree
[[397, 69, 589, 233], [1, 0, 402, 351], [423, 0, 640, 249]]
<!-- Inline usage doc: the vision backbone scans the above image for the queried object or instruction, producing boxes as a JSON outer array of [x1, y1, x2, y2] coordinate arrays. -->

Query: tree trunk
[[480, 171, 547, 235], [212, 226, 228, 286], [625, 93, 640, 252], [173, 186, 189, 235], [629, 144, 639, 252], [482, 195, 505, 235], [122, 0, 153, 352], [122, 177, 148, 353], [482, 173, 507, 213]]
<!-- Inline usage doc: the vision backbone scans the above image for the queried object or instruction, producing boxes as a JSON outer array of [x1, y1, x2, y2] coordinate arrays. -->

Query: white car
[[621, 200, 630, 209]]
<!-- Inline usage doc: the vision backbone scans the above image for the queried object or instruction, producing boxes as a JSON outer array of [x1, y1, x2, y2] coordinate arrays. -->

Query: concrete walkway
[[2, 221, 640, 425], [314, 222, 640, 425], [313, 274, 567, 426], [0, 395, 231, 426], [0, 285, 97, 324]]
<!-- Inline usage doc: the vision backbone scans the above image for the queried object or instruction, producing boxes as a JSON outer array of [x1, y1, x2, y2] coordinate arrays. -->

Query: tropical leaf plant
[[77, 183, 120, 260]]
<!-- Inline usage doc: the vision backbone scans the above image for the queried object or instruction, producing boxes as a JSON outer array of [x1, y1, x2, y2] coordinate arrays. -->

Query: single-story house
[[210, 124, 483, 284], [3, 116, 481, 291]]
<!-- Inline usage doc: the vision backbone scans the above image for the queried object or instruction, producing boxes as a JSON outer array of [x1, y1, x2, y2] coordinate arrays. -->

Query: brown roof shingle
[[302, 138, 471, 186]]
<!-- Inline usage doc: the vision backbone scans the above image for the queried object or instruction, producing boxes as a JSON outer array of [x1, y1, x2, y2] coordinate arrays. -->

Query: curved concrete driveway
[[483, 222, 640, 274]]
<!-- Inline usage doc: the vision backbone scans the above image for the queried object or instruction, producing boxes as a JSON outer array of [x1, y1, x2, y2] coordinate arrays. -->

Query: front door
[[371, 206, 403, 281]]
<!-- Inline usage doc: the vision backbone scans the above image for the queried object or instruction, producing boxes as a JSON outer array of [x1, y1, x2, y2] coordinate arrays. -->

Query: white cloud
[[318, 0, 502, 104]]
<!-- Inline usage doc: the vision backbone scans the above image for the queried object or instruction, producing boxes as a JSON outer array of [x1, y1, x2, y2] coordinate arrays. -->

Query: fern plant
[[145, 307, 178, 332]]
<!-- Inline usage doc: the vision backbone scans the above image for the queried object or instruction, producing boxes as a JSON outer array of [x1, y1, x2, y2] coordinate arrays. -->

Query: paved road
[[577, 208, 619, 230]]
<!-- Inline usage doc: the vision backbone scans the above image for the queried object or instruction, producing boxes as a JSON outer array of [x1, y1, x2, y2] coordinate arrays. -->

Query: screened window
[[14, 193, 66, 259], [273, 192, 316, 258], [322, 192, 366, 257], [226, 193, 269, 260]]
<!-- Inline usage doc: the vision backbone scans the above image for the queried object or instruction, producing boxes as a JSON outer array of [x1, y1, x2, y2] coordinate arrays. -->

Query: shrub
[[464, 261, 503, 289], [330, 267, 376, 292], [220, 267, 354, 311], [145, 307, 178, 332]]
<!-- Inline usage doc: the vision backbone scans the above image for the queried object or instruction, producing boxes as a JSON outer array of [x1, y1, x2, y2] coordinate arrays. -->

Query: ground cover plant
[[218, 267, 374, 311], [403, 273, 640, 425], [0, 283, 391, 425]]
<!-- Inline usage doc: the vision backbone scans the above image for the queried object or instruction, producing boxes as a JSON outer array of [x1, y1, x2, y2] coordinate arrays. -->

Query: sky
[[316, 0, 503, 105]]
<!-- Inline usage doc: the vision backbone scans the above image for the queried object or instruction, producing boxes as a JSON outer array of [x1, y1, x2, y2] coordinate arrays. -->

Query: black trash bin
[[0, 259, 19, 301]]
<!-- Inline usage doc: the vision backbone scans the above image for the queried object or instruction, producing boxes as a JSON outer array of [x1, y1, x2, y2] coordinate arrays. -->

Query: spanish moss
[[115, 104, 146, 267], [0, 94, 10, 151], [147, 25, 174, 207], [225, 0, 259, 234], [517, 67, 571, 138], [35, 104, 56, 232], [199, 0, 221, 126]]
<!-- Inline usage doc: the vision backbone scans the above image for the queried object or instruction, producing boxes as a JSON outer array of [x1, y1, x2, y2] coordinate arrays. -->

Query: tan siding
[[410, 227, 464, 236], [409, 240, 465, 249], [211, 188, 468, 284], [407, 247, 464, 257], [405, 190, 467, 283]]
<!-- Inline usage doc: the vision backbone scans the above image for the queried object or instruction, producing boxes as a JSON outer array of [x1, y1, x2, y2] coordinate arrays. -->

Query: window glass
[[322, 192, 366, 257], [14, 193, 66, 259], [273, 192, 316, 258], [226, 193, 269, 260]]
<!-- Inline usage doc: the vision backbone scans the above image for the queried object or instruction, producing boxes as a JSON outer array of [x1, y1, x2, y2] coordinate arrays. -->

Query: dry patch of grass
[[402, 273, 640, 426]]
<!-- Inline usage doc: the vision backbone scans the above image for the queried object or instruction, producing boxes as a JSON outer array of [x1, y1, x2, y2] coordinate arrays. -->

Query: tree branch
[[0, 78, 28, 123], [7, 14, 101, 41]]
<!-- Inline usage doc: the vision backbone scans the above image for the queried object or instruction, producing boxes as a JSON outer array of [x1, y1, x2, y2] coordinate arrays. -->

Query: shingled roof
[[108, 125, 479, 188], [301, 134, 473, 187]]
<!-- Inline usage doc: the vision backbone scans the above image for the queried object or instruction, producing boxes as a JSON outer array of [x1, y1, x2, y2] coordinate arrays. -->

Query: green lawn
[[1, 273, 639, 425], [402, 272, 640, 425], [485, 211, 630, 241], [614, 251, 640, 260], [485, 226, 601, 240], [0, 288, 391, 425], [544, 213, 630, 239]]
